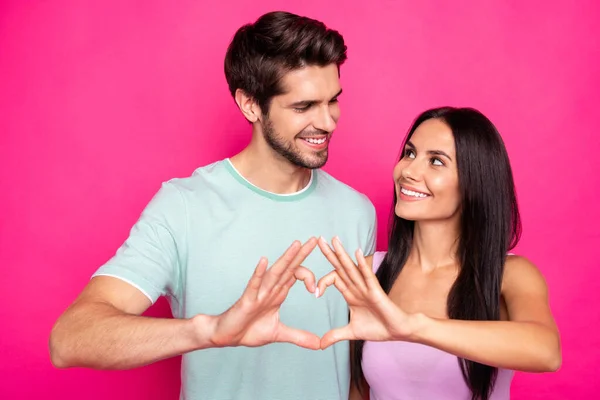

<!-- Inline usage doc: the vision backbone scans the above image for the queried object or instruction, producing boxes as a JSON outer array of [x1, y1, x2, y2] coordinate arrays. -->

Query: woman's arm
[[411, 255, 561, 372], [316, 238, 561, 373]]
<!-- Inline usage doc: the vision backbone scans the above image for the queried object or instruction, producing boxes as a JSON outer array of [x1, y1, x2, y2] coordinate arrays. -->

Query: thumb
[[294, 265, 316, 293], [275, 323, 321, 350], [320, 325, 354, 350]]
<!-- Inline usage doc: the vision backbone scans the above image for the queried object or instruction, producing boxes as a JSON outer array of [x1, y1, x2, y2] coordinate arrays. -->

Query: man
[[50, 11, 376, 400]]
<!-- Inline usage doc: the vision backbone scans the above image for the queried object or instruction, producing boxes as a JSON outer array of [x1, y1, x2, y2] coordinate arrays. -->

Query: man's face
[[260, 64, 342, 169]]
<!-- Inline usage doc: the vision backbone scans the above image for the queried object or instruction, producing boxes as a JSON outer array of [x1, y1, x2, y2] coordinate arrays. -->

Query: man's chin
[[301, 153, 328, 169], [278, 147, 329, 169]]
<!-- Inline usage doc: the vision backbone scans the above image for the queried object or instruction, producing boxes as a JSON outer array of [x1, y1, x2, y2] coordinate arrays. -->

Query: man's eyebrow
[[289, 89, 343, 107]]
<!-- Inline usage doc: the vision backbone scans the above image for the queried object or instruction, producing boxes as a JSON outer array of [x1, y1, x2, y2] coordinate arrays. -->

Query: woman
[[316, 107, 561, 400]]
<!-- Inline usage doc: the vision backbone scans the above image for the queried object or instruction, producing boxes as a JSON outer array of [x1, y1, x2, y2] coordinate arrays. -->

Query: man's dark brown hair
[[224, 11, 347, 115]]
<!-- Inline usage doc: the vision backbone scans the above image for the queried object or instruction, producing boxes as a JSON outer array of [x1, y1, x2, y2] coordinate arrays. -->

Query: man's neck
[[229, 145, 312, 195]]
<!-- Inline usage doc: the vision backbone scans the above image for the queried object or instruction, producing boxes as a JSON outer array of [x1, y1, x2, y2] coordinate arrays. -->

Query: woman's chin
[[394, 204, 425, 221], [394, 209, 420, 221]]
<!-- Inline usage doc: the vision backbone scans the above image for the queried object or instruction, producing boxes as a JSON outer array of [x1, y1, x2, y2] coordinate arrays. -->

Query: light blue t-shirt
[[93, 158, 377, 400]]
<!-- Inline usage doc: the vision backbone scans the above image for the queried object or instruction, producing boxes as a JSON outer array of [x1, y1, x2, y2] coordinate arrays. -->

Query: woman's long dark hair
[[352, 107, 522, 400]]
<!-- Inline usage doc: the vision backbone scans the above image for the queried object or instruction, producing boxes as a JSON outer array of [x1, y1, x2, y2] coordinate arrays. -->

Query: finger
[[285, 276, 296, 290], [318, 237, 352, 287], [294, 265, 316, 293], [245, 257, 269, 299], [272, 276, 297, 304], [277, 237, 318, 285], [356, 248, 380, 291], [267, 240, 303, 276], [320, 325, 354, 350], [317, 237, 343, 269], [331, 237, 368, 293], [316, 271, 337, 298], [316, 270, 350, 299], [258, 241, 302, 296], [275, 323, 321, 350]]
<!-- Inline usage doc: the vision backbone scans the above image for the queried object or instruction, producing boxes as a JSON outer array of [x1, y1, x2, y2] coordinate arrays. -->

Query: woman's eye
[[431, 158, 444, 166]]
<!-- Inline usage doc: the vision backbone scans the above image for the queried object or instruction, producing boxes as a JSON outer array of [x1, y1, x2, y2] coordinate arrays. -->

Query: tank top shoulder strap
[[372, 251, 387, 273]]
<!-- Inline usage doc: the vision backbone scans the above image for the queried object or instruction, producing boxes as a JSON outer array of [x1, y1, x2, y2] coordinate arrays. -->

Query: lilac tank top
[[362, 251, 514, 400]]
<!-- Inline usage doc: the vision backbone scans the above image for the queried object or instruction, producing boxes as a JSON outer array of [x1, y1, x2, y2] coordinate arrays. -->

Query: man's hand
[[200, 238, 321, 350]]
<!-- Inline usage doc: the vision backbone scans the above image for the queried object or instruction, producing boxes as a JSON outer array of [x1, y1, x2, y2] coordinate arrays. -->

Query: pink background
[[1, 1, 598, 399]]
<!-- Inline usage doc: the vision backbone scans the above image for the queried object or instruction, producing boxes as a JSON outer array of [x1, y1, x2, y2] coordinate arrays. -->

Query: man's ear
[[234, 89, 262, 123]]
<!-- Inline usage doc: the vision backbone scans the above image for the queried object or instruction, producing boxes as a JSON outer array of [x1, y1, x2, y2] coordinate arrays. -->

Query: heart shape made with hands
[[211, 236, 409, 352], [287, 236, 411, 350]]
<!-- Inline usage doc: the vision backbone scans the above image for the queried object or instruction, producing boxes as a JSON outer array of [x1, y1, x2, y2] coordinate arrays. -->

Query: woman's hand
[[316, 237, 418, 349]]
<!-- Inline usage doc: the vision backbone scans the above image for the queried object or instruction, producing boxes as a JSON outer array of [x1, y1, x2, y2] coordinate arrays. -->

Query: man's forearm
[[49, 301, 215, 370]]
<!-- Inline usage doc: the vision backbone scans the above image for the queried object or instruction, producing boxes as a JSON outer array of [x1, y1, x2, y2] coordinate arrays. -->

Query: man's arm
[[48, 181, 204, 370], [49, 275, 213, 370], [49, 239, 321, 370]]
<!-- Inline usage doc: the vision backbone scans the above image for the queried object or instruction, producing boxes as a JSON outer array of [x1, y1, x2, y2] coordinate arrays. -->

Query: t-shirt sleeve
[[362, 195, 377, 257], [92, 181, 185, 304]]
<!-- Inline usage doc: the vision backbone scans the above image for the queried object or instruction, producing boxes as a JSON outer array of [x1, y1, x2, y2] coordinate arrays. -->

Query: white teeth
[[401, 187, 428, 198], [304, 138, 326, 144]]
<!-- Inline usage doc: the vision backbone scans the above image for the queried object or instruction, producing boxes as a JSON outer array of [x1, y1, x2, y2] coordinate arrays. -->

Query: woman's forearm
[[409, 314, 561, 372]]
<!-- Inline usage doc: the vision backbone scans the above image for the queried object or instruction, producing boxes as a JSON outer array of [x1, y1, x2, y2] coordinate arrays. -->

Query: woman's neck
[[408, 218, 461, 273]]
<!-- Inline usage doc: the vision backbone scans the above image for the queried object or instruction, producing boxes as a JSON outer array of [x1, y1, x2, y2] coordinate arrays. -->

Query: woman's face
[[393, 118, 461, 222]]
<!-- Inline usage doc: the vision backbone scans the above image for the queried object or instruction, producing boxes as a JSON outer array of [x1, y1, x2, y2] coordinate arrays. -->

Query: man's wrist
[[188, 314, 219, 350]]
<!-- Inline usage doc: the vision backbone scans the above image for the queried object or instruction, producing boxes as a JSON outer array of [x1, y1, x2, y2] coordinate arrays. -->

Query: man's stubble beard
[[262, 118, 329, 169]]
